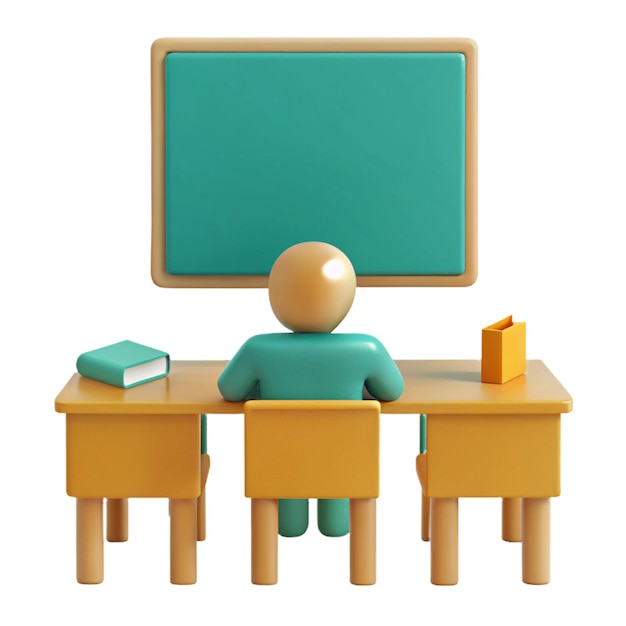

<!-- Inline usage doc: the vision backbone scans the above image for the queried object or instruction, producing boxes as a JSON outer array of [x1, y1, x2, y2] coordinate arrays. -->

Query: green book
[[76, 340, 170, 388]]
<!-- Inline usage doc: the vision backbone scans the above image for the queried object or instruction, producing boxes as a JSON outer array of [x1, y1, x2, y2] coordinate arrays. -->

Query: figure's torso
[[218, 333, 403, 401]]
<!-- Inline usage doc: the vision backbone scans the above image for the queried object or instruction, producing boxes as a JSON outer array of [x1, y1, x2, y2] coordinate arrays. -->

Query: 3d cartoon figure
[[218, 241, 404, 537]]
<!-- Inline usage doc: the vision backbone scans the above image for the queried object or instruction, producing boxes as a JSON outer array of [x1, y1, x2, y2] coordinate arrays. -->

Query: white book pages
[[123, 356, 168, 387]]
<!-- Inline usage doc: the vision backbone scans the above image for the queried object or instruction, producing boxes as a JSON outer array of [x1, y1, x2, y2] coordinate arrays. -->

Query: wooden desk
[[403, 360, 572, 585], [56, 359, 572, 584], [56, 365, 218, 584]]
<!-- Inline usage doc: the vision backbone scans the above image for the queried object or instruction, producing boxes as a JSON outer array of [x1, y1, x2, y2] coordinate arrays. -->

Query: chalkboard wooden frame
[[151, 38, 477, 287]]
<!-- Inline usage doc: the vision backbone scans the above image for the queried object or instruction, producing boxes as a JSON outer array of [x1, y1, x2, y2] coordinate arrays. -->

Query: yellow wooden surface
[[388, 360, 570, 415], [56, 360, 573, 416], [244, 400, 380, 498], [426, 413, 560, 498], [56, 361, 239, 415], [66, 413, 201, 498]]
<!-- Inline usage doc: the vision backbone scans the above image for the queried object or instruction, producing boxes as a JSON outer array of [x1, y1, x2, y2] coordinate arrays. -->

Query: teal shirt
[[218, 333, 404, 402]]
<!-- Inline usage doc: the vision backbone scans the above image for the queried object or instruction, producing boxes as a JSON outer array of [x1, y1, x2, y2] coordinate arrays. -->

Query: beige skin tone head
[[268, 242, 357, 333]]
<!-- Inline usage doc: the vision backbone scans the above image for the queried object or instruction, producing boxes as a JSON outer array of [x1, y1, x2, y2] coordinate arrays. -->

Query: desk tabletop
[[55, 360, 572, 415]]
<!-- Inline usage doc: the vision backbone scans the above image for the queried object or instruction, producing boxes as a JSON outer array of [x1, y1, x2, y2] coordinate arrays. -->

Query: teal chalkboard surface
[[151, 40, 477, 287]]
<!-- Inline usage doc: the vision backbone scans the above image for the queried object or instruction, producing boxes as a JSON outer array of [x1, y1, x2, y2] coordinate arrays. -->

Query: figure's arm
[[217, 339, 259, 401], [364, 339, 404, 401]]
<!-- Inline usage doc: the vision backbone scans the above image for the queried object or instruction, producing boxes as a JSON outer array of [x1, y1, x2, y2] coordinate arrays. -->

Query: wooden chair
[[244, 400, 380, 585]]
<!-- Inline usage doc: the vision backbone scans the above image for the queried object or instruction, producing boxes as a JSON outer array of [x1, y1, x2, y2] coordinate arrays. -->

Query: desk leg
[[106, 499, 128, 542], [76, 498, 103, 584], [170, 498, 197, 584], [522, 497, 550, 584], [431, 497, 458, 585], [350, 498, 376, 585], [251, 498, 278, 584], [502, 498, 522, 542]]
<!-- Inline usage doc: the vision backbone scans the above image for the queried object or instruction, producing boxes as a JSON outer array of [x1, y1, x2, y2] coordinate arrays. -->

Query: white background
[[1, 1, 623, 623]]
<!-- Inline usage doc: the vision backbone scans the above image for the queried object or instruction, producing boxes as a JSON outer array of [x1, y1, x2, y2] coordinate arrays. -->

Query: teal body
[[218, 333, 404, 537]]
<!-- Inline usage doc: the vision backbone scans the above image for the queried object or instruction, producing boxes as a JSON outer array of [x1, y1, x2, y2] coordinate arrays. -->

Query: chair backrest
[[244, 400, 380, 499]]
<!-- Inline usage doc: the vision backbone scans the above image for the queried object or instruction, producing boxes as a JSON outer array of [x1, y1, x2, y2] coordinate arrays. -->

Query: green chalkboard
[[151, 40, 477, 287]]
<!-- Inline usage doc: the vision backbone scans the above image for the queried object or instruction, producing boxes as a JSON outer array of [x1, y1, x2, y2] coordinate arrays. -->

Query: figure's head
[[268, 242, 357, 333]]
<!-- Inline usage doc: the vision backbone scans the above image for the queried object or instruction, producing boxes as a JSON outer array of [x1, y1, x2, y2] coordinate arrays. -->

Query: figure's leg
[[278, 499, 309, 537], [318, 498, 349, 537]]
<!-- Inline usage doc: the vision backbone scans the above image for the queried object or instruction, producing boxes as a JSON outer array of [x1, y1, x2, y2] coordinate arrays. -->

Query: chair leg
[[350, 498, 376, 585], [106, 498, 128, 542], [197, 490, 206, 542], [76, 498, 104, 584], [431, 497, 458, 585], [197, 454, 211, 541], [502, 497, 522, 542], [251, 498, 278, 584], [522, 497, 550, 584], [421, 493, 430, 541]]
